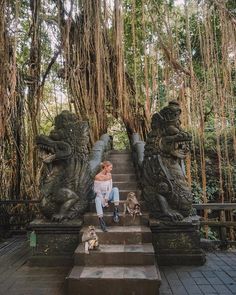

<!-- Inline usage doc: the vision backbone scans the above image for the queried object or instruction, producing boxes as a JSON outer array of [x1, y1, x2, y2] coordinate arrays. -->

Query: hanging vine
[[55, 0, 149, 145]]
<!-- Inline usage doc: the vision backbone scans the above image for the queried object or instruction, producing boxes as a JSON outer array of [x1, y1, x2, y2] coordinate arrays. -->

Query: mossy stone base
[[150, 219, 206, 265], [28, 218, 82, 266]]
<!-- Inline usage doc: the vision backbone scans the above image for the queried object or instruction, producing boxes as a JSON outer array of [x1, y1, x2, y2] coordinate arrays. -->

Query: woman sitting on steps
[[94, 161, 120, 232]]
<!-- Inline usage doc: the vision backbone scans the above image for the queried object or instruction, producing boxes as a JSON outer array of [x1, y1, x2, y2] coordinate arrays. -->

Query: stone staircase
[[66, 150, 161, 295]]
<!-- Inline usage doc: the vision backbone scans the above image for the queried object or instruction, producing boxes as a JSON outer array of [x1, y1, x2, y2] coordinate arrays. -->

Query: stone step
[[79, 226, 152, 244], [67, 265, 161, 295], [112, 166, 135, 171], [83, 212, 149, 226], [112, 167, 136, 174], [109, 161, 133, 164], [107, 153, 132, 160], [66, 150, 162, 295], [89, 200, 147, 212], [108, 157, 133, 165], [109, 150, 131, 154], [108, 158, 133, 164], [112, 173, 137, 182], [74, 243, 155, 266], [113, 181, 138, 190], [106, 154, 132, 161]]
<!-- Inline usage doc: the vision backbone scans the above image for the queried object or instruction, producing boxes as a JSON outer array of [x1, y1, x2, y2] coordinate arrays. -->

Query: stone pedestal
[[28, 218, 82, 266], [150, 219, 206, 266]]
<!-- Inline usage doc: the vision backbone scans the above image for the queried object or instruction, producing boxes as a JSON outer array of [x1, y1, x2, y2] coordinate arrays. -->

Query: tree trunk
[[27, 0, 41, 180]]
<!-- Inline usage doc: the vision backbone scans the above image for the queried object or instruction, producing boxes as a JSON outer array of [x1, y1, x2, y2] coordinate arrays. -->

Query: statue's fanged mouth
[[174, 141, 190, 154], [38, 144, 56, 163]]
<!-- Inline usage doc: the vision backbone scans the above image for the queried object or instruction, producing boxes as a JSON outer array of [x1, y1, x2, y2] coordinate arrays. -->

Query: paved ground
[[0, 235, 236, 295], [0, 236, 69, 295], [160, 251, 236, 295]]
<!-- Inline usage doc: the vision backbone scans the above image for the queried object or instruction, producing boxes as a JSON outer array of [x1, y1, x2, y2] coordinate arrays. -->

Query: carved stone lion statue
[[142, 101, 193, 222], [36, 110, 94, 222]]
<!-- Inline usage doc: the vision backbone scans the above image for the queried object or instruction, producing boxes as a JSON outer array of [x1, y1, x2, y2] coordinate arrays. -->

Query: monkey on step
[[123, 192, 142, 220], [81, 225, 99, 254]]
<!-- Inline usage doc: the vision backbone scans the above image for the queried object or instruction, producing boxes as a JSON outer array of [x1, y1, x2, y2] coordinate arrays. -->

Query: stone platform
[[28, 218, 82, 266], [150, 219, 206, 266]]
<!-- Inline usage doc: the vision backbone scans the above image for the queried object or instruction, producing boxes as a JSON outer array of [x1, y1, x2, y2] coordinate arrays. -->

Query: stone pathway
[[0, 237, 236, 294], [160, 250, 236, 295], [0, 235, 70, 295]]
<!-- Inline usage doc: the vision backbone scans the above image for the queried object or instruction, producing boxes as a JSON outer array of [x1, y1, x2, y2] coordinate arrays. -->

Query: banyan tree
[[0, 0, 235, 239], [56, 0, 150, 143]]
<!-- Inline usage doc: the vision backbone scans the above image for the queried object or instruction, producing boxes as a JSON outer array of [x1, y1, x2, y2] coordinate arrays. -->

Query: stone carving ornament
[[142, 101, 193, 222]]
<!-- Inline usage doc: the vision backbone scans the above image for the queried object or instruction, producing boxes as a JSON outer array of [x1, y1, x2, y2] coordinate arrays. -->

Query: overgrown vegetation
[[0, 0, 235, 239]]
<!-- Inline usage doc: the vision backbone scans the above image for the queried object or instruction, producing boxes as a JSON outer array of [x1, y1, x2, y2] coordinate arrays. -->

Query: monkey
[[123, 192, 142, 221], [81, 225, 99, 254]]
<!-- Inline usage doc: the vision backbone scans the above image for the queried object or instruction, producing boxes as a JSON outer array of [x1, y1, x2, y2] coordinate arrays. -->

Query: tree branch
[[40, 48, 61, 88]]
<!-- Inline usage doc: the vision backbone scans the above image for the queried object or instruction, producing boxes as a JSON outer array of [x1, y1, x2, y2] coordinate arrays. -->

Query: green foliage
[[107, 116, 130, 150], [39, 119, 53, 135], [113, 131, 130, 150], [200, 227, 218, 240], [191, 180, 203, 203], [191, 179, 219, 203], [191, 128, 236, 203], [123, 0, 145, 89]]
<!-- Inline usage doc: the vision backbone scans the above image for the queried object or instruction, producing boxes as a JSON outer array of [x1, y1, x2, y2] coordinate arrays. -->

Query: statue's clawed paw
[[161, 211, 184, 222], [67, 212, 77, 219], [170, 211, 183, 222], [52, 213, 66, 222]]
